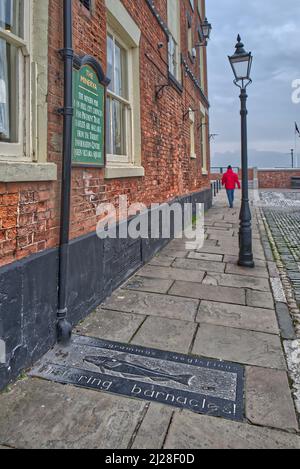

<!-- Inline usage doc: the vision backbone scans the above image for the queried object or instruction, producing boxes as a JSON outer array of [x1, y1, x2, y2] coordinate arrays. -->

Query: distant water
[[212, 150, 299, 169]]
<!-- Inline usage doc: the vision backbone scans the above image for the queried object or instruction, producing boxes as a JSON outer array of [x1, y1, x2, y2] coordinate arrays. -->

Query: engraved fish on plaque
[[84, 355, 195, 387]]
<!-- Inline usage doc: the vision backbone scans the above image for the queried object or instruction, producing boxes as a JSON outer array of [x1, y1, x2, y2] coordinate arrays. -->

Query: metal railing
[[211, 166, 240, 174], [210, 179, 222, 198]]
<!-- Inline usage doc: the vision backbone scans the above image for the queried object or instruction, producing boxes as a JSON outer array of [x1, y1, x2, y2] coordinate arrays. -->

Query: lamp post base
[[238, 257, 255, 268], [238, 222, 255, 268]]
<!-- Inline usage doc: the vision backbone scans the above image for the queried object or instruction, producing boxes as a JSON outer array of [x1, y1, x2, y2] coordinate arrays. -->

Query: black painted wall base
[[0, 188, 212, 390]]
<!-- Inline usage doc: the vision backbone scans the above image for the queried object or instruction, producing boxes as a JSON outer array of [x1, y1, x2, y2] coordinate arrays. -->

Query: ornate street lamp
[[195, 17, 212, 47], [201, 17, 212, 43], [228, 35, 255, 268]]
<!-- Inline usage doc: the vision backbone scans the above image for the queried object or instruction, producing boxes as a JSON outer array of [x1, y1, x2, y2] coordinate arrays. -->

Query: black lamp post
[[228, 35, 255, 268]]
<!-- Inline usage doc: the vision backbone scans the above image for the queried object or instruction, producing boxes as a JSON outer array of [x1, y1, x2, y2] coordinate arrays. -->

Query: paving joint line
[[128, 316, 149, 343], [127, 402, 150, 449]]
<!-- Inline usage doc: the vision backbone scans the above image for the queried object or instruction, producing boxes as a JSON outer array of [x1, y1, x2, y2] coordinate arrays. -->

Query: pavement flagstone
[[0, 189, 299, 449]]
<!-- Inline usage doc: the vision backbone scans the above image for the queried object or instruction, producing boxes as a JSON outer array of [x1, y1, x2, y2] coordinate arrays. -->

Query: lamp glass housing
[[201, 18, 212, 40], [230, 53, 252, 82]]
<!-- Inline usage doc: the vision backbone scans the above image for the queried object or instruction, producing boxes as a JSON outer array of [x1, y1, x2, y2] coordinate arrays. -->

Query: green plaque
[[72, 65, 105, 167]]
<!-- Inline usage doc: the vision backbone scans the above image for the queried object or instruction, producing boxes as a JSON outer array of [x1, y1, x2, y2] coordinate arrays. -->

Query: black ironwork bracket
[[57, 107, 74, 116], [155, 83, 170, 100]]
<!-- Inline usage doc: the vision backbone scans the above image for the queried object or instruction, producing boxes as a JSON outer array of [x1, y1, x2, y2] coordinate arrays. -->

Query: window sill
[[202, 170, 209, 176], [0, 161, 57, 182], [105, 165, 145, 179], [190, 154, 197, 160]]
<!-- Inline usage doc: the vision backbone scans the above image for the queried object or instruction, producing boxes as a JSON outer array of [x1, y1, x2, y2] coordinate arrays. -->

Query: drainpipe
[[57, 0, 73, 344]]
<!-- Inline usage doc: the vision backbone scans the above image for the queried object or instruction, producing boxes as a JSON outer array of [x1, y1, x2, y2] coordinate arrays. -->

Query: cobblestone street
[[260, 191, 300, 304], [0, 190, 299, 449], [258, 190, 300, 420]]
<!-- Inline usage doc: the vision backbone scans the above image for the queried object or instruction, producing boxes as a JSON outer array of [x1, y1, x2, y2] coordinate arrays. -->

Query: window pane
[[113, 99, 126, 156], [168, 36, 177, 78], [114, 41, 127, 99], [0, 39, 18, 142], [0, 0, 24, 38], [107, 34, 114, 92]]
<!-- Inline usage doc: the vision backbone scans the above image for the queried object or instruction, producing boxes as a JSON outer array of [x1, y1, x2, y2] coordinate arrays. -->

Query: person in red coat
[[221, 166, 241, 208]]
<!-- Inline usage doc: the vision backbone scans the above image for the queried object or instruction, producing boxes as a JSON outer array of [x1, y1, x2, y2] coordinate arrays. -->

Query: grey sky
[[206, 0, 300, 167]]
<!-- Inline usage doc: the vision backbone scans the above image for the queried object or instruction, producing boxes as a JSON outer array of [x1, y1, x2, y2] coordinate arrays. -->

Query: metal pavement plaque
[[30, 335, 245, 422]]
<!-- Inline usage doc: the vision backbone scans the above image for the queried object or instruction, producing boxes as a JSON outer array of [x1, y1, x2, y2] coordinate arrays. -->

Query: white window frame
[[189, 109, 196, 159], [0, 0, 56, 182], [0, 0, 31, 162], [200, 105, 208, 173], [199, 45, 204, 90], [106, 28, 133, 165], [105, 0, 144, 179], [187, 15, 193, 56], [167, 0, 181, 82], [168, 35, 179, 80]]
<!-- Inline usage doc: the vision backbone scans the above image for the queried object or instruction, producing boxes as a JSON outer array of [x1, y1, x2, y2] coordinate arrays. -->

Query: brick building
[[0, 0, 212, 389]]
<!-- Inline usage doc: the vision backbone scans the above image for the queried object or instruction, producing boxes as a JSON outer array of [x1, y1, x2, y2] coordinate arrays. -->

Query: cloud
[[206, 0, 300, 165]]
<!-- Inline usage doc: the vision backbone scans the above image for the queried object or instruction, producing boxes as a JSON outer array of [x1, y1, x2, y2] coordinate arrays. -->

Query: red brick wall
[[211, 168, 300, 190], [258, 170, 300, 189], [0, 0, 210, 267]]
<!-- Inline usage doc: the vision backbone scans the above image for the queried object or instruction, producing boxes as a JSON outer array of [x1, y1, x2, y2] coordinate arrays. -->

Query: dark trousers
[[226, 189, 235, 208]]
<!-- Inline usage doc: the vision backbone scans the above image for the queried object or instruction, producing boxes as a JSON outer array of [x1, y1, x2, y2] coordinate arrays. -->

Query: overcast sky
[[206, 0, 300, 168]]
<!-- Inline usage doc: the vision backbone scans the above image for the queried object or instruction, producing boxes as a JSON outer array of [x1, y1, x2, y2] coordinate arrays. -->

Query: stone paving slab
[[268, 261, 280, 278], [213, 222, 234, 229], [270, 278, 287, 303], [148, 255, 174, 267], [186, 252, 223, 262], [0, 379, 146, 449], [75, 309, 146, 342], [246, 290, 274, 309], [192, 324, 286, 369], [275, 303, 296, 340], [197, 245, 247, 257], [125, 276, 174, 294], [206, 229, 234, 237], [164, 412, 300, 449], [208, 234, 236, 243], [169, 281, 246, 305], [131, 403, 173, 449], [223, 255, 267, 268], [137, 265, 205, 283], [283, 340, 300, 414], [246, 367, 299, 432], [103, 290, 199, 322], [173, 258, 225, 273], [225, 263, 269, 279], [196, 301, 279, 334], [131, 316, 197, 354], [158, 249, 188, 259], [203, 272, 271, 292], [213, 237, 238, 246], [169, 239, 217, 249]]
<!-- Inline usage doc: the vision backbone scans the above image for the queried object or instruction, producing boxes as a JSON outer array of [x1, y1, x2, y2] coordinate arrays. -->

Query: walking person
[[221, 166, 241, 208]]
